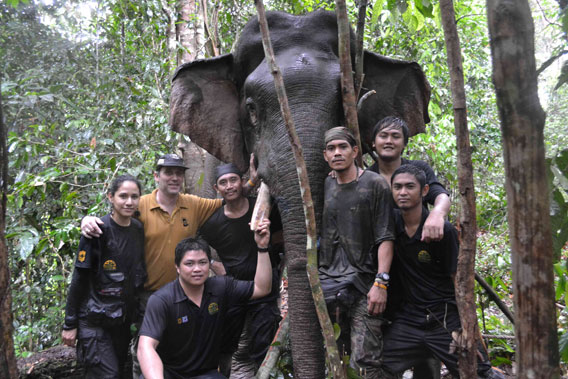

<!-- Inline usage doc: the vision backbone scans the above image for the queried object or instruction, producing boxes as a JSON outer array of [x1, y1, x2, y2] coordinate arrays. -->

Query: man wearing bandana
[[198, 163, 283, 378], [319, 127, 395, 377]]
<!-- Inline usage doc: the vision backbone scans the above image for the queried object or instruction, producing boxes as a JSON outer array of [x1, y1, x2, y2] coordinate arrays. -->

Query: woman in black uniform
[[62, 174, 146, 378]]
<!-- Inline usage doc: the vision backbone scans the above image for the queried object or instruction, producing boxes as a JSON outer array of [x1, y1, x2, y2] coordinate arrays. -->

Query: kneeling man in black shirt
[[137, 219, 272, 379], [381, 164, 494, 377]]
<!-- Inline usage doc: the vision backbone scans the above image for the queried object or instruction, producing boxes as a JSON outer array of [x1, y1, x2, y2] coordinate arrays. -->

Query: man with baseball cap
[[80, 153, 257, 375]]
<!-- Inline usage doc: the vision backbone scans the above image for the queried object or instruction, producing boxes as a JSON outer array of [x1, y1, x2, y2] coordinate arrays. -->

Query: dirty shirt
[[319, 170, 395, 297]]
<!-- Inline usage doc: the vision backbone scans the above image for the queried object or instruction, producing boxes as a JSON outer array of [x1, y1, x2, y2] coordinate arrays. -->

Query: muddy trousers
[[328, 294, 386, 378], [76, 318, 132, 379]]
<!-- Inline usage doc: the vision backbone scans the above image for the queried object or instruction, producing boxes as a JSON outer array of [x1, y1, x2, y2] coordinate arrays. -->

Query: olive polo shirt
[[138, 189, 222, 291], [139, 277, 254, 378]]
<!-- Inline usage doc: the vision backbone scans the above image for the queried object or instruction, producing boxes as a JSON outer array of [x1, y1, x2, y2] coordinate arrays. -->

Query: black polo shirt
[[393, 208, 458, 310], [139, 276, 253, 378]]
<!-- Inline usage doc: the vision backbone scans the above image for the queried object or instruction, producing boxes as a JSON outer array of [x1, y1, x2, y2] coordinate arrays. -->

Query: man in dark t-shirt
[[198, 164, 282, 377], [380, 165, 493, 378], [369, 116, 451, 378], [137, 221, 272, 379], [319, 127, 394, 376], [368, 116, 450, 243]]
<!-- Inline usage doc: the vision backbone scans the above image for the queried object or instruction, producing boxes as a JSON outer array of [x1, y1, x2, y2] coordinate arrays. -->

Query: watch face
[[378, 272, 390, 281]]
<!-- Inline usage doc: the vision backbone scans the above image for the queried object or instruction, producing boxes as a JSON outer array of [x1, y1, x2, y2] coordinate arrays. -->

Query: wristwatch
[[375, 272, 390, 282]]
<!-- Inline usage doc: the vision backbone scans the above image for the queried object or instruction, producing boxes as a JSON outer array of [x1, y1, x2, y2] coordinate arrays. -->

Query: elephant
[[169, 10, 430, 377]]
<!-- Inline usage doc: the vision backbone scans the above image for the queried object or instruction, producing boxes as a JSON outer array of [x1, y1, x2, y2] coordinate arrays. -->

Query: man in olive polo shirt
[[81, 153, 222, 292], [81, 153, 257, 375]]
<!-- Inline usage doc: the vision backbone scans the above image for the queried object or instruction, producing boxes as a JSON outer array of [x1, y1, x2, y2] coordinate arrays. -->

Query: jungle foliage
[[2, 0, 568, 372]]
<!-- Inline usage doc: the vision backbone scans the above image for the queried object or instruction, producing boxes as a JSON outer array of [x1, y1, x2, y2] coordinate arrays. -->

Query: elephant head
[[170, 10, 430, 376]]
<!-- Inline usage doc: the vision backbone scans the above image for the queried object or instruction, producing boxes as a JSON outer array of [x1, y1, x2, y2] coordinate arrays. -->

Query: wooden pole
[[439, 1, 479, 376], [256, 315, 289, 379], [354, 0, 367, 97], [336, 0, 363, 166], [252, 1, 346, 377], [487, 0, 560, 376]]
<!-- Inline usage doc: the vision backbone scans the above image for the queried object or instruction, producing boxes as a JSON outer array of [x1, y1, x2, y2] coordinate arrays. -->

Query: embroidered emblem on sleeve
[[78, 250, 86, 262], [208, 303, 219, 315], [417, 250, 432, 263]]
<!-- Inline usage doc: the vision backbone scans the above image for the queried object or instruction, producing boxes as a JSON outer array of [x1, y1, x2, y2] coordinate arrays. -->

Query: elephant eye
[[246, 98, 258, 128]]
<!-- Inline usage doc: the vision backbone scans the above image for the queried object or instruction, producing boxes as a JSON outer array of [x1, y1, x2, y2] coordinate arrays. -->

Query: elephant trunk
[[264, 120, 332, 378]]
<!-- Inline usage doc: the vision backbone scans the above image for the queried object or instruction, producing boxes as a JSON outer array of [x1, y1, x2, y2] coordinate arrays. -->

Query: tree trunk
[[486, 0, 560, 376], [253, 1, 344, 377], [336, 0, 363, 166], [173, 0, 216, 196], [439, 1, 479, 376], [0, 76, 18, 379]]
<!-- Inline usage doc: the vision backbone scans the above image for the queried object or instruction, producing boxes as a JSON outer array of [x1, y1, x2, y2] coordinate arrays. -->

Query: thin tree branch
[[256, 315, 290, 379], [253, 1, 344, 377], [536, 50, 568, 76], [475, 272, 514, 324], [336, 0, 363, 167]]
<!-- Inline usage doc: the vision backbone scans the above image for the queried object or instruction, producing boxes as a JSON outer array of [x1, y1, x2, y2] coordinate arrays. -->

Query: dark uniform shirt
[[319, 170, 395, 297], [393, 208, 458, 310], [198, 197, 281, 302], [64, 214, 146, 329], [368, 158, 449, 206], [139, 276, 254, 378]]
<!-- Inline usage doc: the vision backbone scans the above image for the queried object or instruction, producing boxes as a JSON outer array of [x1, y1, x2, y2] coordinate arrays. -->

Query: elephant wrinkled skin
[[170, 10, 430, 378]]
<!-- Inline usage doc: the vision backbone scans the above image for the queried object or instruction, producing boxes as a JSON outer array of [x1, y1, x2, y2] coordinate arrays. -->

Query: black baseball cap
[[156, 154, 189, 170]]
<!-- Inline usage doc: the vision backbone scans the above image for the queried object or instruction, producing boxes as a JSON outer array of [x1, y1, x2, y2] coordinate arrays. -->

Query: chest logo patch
[[103, 259, 117, 271], [177, 315, 189, 324], [417, 250, 431, 263], [208, 302, 219, 315], [78, 250, 86, 262]]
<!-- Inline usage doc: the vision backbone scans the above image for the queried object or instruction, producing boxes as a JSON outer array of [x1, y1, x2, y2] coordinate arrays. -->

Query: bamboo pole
[[252, 1, 346, 377]]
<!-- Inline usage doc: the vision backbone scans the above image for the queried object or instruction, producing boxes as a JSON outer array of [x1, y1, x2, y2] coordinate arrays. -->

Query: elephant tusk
[[250, 182, 272, 231], [357, 89, 376, 112]]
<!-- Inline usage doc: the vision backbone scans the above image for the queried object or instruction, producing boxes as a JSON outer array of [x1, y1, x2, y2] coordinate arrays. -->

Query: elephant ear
[[170, 54, 247, 170], [358, 51, 431, 148]]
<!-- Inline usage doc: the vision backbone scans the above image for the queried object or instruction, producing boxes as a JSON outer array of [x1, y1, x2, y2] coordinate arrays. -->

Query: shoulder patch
[[208, 302, 219, 315], [78, 250, 86, 262]]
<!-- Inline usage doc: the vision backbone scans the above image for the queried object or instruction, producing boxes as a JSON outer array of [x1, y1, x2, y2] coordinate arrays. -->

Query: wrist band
[[248, 179, 256, 187], [373, 282, 388, 290], [258, 247, 269, 253]]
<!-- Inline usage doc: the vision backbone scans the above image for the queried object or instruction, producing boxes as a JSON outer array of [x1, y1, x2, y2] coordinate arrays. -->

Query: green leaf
[[371, 0, 386, 27], [560, 331, 568, 362], [18, 233, 39, 260], [333, 322, 341, 341]]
